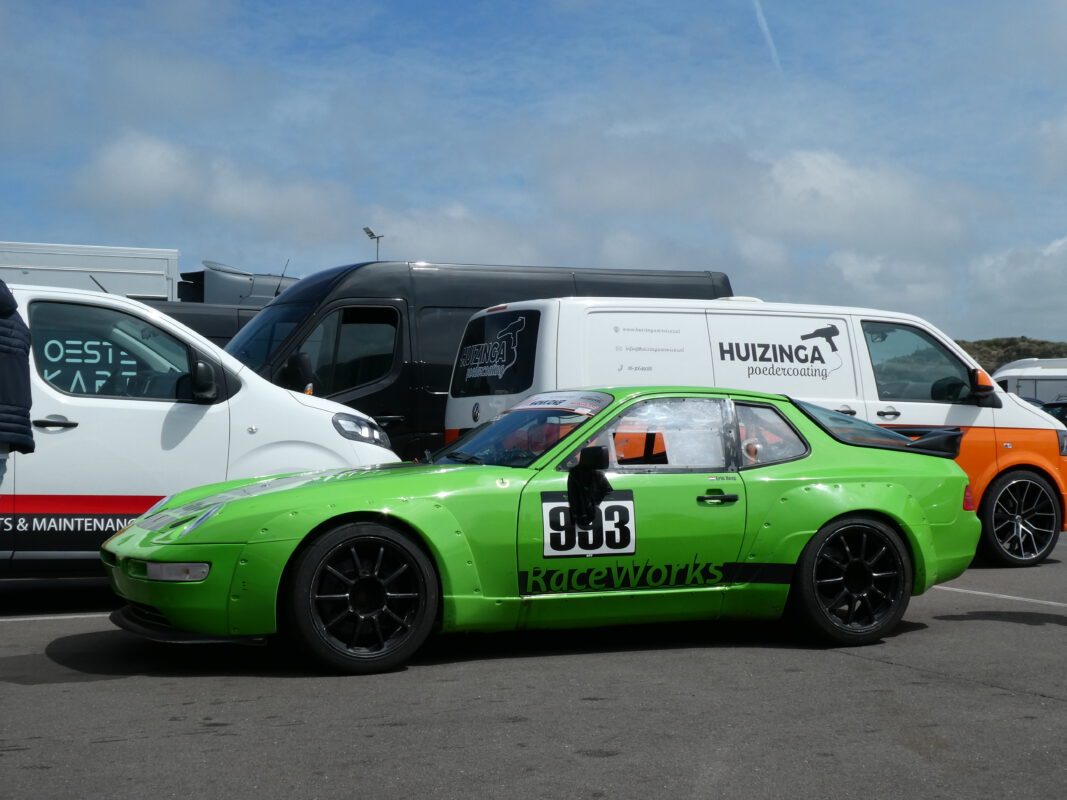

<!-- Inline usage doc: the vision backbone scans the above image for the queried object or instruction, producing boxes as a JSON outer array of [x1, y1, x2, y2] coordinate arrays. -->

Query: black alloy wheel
[[795, 516, 912, 645], [979, 471, 1061, 566], [287, 522, 439, 674]]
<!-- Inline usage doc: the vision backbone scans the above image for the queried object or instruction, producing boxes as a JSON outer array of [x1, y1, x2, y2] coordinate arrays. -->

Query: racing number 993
[[541, 490, 636, 557]]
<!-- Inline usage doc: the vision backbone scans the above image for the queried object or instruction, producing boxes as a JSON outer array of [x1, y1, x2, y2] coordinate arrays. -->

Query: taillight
[[963, 485, 976, 511], [444, 428, 461, 444]]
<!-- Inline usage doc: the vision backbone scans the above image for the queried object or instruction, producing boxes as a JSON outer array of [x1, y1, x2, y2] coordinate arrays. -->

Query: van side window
[[292, 306, 399, 396], [736, 404, 807, 465], [582, 397, 728, 471], [862, 321, 973, 404], [29, 301, 195, 401]]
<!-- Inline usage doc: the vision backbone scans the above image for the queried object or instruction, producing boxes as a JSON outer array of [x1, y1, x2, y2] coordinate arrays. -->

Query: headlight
[[141, 494, 174, 518], [145, 562, 211, 582], [333, 412, 391, 448], [150, 503, 223, 542], [1058, 430, 1067, 456]]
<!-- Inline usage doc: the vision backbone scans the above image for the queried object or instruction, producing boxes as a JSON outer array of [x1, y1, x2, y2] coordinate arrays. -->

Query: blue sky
[[4, 0, 1067, 340]]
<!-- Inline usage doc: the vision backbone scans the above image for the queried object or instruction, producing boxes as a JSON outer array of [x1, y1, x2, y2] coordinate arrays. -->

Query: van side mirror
[[285, 352, 315, 393], [191, 360, 219, 402], [969, 368, 1002, 408], [567, 445, 612, 526]]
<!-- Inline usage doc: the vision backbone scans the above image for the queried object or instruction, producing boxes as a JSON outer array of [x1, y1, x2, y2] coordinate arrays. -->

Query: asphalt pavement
[[1, 558, 1065, 800]]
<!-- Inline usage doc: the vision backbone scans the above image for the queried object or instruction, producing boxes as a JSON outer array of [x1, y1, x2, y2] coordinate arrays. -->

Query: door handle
[[876, 407, 901, 419], [33, 418, 79, 429], [835, 406, 857, 416], [697, 494, 739, 505]]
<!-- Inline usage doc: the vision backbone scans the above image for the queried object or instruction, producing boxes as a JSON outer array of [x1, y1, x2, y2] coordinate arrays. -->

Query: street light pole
[[363, 227, 384, 260]]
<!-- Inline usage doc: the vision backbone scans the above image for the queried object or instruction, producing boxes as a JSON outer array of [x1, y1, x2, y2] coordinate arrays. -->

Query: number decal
[[541, 490, 636, 557]]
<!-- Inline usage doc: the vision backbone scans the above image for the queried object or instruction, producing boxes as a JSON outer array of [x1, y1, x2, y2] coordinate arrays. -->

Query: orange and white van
[[445, 297, 1067, 566]]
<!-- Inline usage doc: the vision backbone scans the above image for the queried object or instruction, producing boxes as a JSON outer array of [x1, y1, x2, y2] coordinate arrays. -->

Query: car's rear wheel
[[978, 471, 1060, 566], [794, 516, 912, 645], [286, 522, 438, 674]]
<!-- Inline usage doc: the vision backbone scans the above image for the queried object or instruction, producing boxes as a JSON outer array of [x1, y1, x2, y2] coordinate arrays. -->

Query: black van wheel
[[979, 471, 1060, 566], [793, 516, 912, 646], [286, 522, 439, 674]]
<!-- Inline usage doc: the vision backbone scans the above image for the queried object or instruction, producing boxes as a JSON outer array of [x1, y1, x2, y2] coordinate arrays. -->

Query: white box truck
[[0, 241, 296, 346]]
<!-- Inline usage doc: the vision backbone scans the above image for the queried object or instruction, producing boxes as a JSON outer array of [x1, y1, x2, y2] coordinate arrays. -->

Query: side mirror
[[567, 446, 611, 527], [576, 445, 609, 471], [969, 368, 1002, 408], [191, 360, 219, 402], [285, 351, 315, 394]]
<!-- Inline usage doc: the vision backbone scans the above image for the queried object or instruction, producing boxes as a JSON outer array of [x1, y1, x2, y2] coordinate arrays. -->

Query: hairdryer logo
[[800, 323, 840, 352]]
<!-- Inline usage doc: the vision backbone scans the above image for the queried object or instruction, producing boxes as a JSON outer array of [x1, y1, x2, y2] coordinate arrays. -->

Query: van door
[[8, 299, 229, 574], [856, 318, 998, 486], [271, 301, 410, 450]]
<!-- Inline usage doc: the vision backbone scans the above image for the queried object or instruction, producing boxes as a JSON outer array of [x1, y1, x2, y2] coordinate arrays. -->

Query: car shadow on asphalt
[[3, 617, 926, 685], [933, 609, 1067, 627]]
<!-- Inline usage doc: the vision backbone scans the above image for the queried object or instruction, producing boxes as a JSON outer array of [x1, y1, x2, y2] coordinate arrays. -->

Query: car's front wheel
[[793, 516, 912, 646], [978, 470, 1061, 566], [286, 522, 439, 674]]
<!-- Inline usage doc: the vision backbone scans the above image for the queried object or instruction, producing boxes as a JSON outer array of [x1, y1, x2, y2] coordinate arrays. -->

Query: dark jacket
[[0, 280, 35, 453]]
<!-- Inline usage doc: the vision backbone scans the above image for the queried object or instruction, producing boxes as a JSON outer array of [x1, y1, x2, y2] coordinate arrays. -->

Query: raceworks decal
[[0, 494, 159, 535], [519, 559, 794, 594]]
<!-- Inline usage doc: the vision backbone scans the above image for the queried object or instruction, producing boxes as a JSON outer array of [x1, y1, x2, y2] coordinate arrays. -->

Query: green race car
[[101, 386, 980, 673]]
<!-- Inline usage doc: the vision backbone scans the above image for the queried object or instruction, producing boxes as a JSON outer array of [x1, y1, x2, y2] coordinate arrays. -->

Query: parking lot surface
[[2, 559, 1066, 800]]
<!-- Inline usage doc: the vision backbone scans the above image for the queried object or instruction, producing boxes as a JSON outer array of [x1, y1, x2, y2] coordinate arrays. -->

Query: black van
[[224, 260, 733, 459]]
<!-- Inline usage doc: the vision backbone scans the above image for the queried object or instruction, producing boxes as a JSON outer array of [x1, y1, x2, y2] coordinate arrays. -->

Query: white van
[[1, 284, 398, 576], [445, 296, 1067, 567], [993, 358, 1067, 404]]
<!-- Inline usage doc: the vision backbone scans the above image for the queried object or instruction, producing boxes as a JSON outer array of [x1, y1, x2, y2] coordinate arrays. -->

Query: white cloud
[[1037, 112, 1067, 179], [71, 131, 361, 244], [965, 237, 1067, 338]]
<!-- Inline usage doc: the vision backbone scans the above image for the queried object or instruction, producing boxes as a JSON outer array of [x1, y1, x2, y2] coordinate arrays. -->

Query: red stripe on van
[[12, 495, 163, 514]]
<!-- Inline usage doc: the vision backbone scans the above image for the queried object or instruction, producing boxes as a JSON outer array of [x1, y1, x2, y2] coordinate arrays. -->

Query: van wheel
[[286, 522, 439, 673], [793, 516, 912, 646], [979, 471, 1060, 566]]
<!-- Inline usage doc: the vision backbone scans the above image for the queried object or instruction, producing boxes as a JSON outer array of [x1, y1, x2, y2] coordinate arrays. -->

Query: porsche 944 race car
[[101, 386, 981, 673]]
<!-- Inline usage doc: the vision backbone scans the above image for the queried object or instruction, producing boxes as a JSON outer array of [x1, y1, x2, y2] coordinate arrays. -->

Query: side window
[[29, 301, 194, 401], [736, 404, 807, 465], [863, 321, 972, 404], [291, 306, 399, 396], [583, 397, 728, 471]]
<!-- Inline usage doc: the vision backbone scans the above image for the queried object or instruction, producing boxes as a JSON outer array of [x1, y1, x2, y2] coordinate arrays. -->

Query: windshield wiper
[[444, 451, 483, 464]]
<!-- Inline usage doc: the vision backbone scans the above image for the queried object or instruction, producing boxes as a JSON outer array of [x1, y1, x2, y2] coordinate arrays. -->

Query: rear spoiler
[[905, 427, 964, 459]]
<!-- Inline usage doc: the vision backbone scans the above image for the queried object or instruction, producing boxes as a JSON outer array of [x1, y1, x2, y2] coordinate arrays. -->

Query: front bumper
[[110, 604, 266, 645]]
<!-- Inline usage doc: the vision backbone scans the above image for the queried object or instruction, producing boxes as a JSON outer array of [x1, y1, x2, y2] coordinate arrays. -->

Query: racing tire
[[793, 516, 912, 646], [978, 470, 1061, 567], [286, 522, 439, 674]]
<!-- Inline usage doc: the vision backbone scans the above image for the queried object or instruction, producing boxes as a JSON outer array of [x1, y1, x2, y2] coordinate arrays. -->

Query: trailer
[[0, 241, 297, 346], [992, 358, 1067, 403]]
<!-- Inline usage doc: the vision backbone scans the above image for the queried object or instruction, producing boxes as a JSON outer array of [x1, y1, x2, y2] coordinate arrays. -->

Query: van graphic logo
[[459, 315, 526, 381], [800, 324, 840, 352], [715, 321, 844, 381], [472, 402, 481, 422]]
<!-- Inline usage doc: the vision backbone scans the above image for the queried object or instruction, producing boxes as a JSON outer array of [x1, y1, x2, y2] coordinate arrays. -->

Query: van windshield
[[225, 302, 314, 372], [450, 309, 541, 397]]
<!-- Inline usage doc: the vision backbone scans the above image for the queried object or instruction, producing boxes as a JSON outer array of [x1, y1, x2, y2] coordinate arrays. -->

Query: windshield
[[225, 302, 314, 371], [433, 391, 613, 467], [797, 400, 918, 448]]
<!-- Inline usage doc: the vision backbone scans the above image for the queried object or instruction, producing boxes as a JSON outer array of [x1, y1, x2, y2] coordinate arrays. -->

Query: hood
[[143, 462, 436, 524], [286, 387, 376, 421], [0, 280, 16, 316]]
